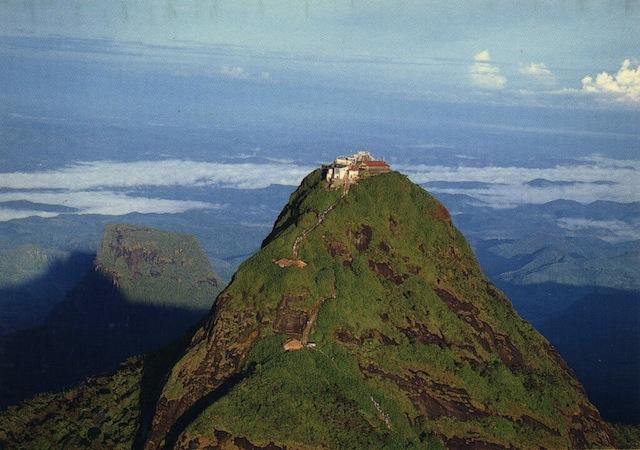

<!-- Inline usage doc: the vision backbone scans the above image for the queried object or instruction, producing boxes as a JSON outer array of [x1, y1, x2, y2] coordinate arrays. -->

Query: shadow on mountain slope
[[133, 321, 202, 450], [539, 287, 640, 424], [498, 281, 639, 424], [497, 281, 599, 327], [0, 267, 210, 409], [0, 251, 94, 336]]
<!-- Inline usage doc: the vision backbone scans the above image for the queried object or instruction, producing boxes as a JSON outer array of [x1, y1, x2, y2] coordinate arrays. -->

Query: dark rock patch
[[493, 333, 525, 370], [361, 365, 488, 421], [397, 318, 447, 347], [445, 436, 508, 450], [569, 428, 589, 450], [362, 329, 399, 346], [325, 240, 349, 258], [368, 260, 407, 285], [519, 414, 560, 436], [333, 327, 362, 346], [273, 294, 309, 337], [350, 225, 373, 252], [434, 288, 524, 371]]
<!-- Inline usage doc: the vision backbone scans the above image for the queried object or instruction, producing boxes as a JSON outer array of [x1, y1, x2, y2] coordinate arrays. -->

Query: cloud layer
[[397, 156, 640, 207], [0, 160, 312, 221], [581, 59, 640, 104], [0, 157, 637, 221], [557, 217, 640, 243], [0, 160, 312, 191], [220, 65, 249, 80], [469, 50, 506, 90], [0, 190, 216, 217]]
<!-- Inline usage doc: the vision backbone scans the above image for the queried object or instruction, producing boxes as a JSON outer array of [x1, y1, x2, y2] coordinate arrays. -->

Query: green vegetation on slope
[[612, 424, 640, 449], [0, 358, 142, 450], [146, 170, 612, 449], [0, 172, 616, 450]]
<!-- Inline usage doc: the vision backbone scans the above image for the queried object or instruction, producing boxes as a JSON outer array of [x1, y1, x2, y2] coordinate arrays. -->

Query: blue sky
[[1, 0, 639, 107], [0, 0, 639, 222]]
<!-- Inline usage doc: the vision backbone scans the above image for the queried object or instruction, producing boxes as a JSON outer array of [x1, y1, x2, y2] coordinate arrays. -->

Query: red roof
[[364, 160, 389, 168]]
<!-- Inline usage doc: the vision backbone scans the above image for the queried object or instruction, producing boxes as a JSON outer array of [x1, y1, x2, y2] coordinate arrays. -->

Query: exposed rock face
[[140, 170, 613, 449], [273, 294, 309, 337]]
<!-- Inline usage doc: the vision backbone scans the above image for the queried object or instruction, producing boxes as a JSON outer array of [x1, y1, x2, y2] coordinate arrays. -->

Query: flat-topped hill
[[95, 224, 220, 309]]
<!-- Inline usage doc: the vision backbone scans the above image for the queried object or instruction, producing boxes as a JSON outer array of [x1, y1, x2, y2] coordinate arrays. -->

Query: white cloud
[[0, 208, 59, 221], [473, 50, 491, 62], [220, 65, 249, 79], [397, 156, 640, 207], [172, 65, 272, 82], [519, 62, 555, 84], [469, 50, 506, 90], [0, 191, 216, 221], [557, 217, 640, 243], [2, 157, 637, 221], [0, 159, 312, 222], [0, 160, 312, 191], [581, 59, 640, 104]]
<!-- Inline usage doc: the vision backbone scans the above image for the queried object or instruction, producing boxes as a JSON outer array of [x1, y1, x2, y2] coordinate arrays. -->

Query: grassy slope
[[150, 171, 611, 449]]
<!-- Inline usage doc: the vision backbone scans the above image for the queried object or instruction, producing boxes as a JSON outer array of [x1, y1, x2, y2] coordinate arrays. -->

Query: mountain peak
[[140, 169, 612, 449]]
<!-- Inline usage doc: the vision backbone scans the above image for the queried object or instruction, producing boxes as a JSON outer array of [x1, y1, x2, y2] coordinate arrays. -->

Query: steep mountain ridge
[[141, 170, 612, 449]]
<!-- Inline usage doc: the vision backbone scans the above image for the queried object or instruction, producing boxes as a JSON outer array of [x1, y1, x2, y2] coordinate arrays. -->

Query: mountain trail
[[292, 189, 348, 259], [301, 278, 337, 345]]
